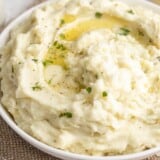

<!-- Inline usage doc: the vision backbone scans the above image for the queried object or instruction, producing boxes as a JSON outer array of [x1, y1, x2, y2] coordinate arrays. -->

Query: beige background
[[0, 0, 160, 160]]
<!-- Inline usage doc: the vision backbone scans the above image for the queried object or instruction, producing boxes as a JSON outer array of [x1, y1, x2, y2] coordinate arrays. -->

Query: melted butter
[[62, 14, 76, 24], [64, 15, 128, 41], [63, 14, 151, 46], [43, 42, 68, 69], [44, 14, 152, 69]]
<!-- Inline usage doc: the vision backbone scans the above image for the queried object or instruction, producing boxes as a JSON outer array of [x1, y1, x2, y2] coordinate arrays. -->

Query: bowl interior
[[0, 0, 160, 160]]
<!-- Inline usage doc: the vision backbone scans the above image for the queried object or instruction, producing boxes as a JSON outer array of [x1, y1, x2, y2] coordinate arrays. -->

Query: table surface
[[0, 0, 160, 160]]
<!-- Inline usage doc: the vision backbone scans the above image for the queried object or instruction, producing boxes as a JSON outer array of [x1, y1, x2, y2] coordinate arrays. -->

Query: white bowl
[[0, 0, 160, 160]]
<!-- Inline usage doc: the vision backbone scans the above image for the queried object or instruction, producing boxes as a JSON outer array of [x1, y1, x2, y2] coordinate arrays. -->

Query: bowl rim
[[0, 0, 160, 160]]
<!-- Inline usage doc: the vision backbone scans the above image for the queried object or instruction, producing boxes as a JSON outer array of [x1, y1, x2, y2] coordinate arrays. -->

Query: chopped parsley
[[53, 41, 67, 51], [86, 87, 92, 93], [60, 19, 65, 26], [95, 12, 103, 18], [59, 33, 66, 39], [61, 45, 67, 50], [43, 60, 53, 66], [127, 9, 134, 14], [32, 82, 42, 91], [59, 112, 72, 118], [102, 91, 108, 97], [56, 44, 66, 50], [32, 59, 38, 62], [53, 41, 58, 46], [47, 79, 52, 85], [119, 27, 130, 36]]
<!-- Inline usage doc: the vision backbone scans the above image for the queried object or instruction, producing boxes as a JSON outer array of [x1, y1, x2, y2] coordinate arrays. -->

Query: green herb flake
[[60, 19, 65, 26], [59, 33, 66, 39], [48, 79, 52, 85], [53, 41, 58, 46], [43, 60, 53, 66], [32, 82, 42, 91], [127, 10, 134, 14], [95, 12, 103, 18], [56, 44, 61, 49], [61, 45, 66, 51], [119, 27, 130, 36], [32, 59, 38, 62], [59, 112, 72, 118], [56, 43, 67, 51], [86, 87, 92, 93], [102, 91, 108, 97]]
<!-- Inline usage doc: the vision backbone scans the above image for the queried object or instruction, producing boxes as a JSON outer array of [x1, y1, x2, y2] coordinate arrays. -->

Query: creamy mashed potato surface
[[1, 0, 160, 156]]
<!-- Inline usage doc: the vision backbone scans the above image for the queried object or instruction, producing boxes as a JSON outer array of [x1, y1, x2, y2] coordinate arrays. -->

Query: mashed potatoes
[[1, 0, 160, 156]]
